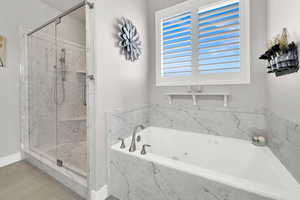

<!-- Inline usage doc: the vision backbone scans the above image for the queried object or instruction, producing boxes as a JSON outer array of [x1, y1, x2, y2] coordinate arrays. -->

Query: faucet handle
[[118, 138, 126, 149], [141, 144, 151, 155]]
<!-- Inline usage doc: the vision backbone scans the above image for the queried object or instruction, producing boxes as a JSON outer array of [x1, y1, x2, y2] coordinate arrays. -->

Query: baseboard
[[91, 185, 108, 200], [0, 152, 22, 168]]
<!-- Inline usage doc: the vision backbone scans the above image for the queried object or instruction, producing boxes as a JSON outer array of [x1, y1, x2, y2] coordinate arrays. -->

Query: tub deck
[[111, 127, 300, 200]]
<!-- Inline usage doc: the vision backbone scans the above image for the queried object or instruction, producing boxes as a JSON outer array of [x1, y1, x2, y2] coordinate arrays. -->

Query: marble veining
[[107, 105, 300, 199], [149, 104, 266, 141], [109, 150, 272, 200], [107, 106, 150, 145], [266, 111, 300, 184], [20, 30, 89, 197], [107, 104, 266, 145], [26, 34, 87, 174]]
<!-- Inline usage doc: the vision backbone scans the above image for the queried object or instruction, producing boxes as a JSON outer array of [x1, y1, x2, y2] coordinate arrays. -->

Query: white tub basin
[[112, 127, 300, 200]]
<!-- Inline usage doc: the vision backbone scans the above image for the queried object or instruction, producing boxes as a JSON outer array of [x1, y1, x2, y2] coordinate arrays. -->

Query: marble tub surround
[[107, 105, 300, 199], [266, 111, 300, 184], [107, 104, 266, 144], [109, 127, 300, 200], [106, 106, 150, 145], [109, 149, 273, 200], [148, 104, 266, 141]]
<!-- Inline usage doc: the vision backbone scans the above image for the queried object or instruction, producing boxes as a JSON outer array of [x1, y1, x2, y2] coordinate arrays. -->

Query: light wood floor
[[0, 161, 84, 200]]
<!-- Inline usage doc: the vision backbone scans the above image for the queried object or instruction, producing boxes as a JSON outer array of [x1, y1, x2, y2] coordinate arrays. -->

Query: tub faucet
[[129, 125, 145, 152]]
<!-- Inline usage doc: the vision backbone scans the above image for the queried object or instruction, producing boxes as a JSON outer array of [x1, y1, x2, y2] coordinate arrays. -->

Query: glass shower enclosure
[[27, 6, 88, 178]]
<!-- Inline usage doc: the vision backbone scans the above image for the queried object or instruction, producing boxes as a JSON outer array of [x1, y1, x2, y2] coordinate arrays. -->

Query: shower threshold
[[23, 148, 88, 198], [24, 148, 87, 184]]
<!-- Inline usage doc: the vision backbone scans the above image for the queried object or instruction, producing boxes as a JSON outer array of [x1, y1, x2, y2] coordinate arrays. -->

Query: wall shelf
[[165, 93, 230, 107], [60, 117, 86, 122]]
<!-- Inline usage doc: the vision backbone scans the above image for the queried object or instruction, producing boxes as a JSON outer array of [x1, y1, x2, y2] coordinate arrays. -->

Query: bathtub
[[110, 127, 300, 200]]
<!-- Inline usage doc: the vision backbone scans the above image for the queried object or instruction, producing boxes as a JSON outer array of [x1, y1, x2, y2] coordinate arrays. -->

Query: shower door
[[28, 6, 87, 177], [55, 6, 87, 177], [28, 22, 58, 164]]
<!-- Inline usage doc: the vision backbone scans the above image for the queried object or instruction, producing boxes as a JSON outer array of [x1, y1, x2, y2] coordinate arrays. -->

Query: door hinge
[[86, 74, 95, 80]]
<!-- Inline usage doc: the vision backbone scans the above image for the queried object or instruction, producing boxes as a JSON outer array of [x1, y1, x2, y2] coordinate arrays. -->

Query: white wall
[[266, 0, 300, 124], [0, 0, 60, 158], [32, 8, 85, 45], [91, 0, 267, 192], [0, 0, 85, 159], [93, 0, 149, 190], [147, 0, 267, 110]]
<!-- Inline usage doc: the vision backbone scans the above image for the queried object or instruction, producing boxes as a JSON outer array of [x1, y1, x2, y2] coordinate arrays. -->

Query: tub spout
[[129, 125, 145, 152]]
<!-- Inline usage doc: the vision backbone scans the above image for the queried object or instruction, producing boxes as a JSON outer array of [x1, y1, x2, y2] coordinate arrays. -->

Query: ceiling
[[41, 0, 82, 11], [41, 0, 85, 21]]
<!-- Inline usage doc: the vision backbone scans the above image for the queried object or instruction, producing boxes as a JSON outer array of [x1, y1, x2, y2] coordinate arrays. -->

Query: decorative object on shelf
[[118, 17, 142, 62], [0, 35, 6, 68], [259, 28, 299, 77]]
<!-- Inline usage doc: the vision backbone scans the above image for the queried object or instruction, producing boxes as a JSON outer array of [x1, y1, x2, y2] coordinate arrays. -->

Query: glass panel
[[28, 22, 57, 163], [55, 6, 87, 177]]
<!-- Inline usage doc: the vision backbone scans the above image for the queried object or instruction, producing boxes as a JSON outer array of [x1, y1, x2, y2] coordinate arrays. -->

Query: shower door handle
[[86, 74, 95, 80]]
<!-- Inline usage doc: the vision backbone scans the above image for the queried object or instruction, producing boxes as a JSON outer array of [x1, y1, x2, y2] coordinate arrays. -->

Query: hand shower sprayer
[[54, 48, 66, 105], [59, 48, 66, 82]]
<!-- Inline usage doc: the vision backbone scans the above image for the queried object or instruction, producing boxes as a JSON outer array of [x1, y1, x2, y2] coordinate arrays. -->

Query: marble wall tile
[[266, 112, 300, 184], [58, 120, 87, 144], [28, 37, 57, 149], [18, 27, 94, 200], [27, 35, 87, 153], [109, 150, 273, 200], [107, 104, 266, 143], [21, 34, 89, 188], [148, 104, 266, 141], [107, 106, 150, 145]]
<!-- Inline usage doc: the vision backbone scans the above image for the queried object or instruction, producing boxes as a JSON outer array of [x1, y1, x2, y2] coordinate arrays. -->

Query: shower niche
[[26, 5, 88, 179]]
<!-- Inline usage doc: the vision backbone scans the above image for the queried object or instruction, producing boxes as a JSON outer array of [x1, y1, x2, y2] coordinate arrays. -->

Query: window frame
[[155, 0, 250, 86]]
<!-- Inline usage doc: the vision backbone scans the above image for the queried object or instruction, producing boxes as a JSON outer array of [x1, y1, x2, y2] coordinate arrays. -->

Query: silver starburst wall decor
[[118, 18, 142, 62], [0, 35, 6, 67]]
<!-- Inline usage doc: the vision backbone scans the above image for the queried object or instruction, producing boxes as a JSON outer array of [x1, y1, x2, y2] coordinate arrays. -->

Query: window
[[156, 0, 250, 86]]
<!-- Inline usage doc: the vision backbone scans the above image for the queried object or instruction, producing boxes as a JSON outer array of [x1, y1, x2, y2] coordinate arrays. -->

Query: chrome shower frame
[[27, 1, 94, 36]]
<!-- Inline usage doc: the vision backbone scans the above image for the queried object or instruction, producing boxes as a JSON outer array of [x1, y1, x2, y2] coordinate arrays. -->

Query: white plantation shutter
[[156, 0, 249, 86], [161, 12, 193, 77], [198, 1, 241, 74]]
